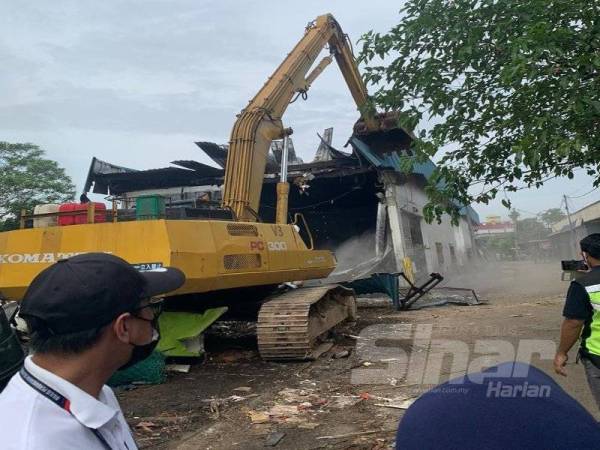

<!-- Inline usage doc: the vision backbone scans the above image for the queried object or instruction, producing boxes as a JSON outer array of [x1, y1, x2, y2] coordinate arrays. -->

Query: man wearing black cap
[[0, 253, 185, 450], [555, 233, 600, 410]]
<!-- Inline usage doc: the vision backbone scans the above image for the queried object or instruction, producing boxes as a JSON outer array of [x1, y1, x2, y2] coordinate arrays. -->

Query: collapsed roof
[[85, 127, 408, 195], [83, 127, 479, 224], [84, 157, 223, 194]]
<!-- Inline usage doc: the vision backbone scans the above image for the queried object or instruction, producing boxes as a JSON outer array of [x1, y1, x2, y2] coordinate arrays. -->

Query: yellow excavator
[[0, 14, 399, 360]]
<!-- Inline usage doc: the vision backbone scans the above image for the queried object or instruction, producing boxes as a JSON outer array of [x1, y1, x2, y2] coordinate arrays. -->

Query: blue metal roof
[[350, 136, 480, 224], [350, 137, 436, 178]]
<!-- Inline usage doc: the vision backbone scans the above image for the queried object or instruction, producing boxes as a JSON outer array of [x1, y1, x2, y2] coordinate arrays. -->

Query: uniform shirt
[[0, 356, 137, 450], [563, 267, 600, 357], [563, 280, 593, 321]]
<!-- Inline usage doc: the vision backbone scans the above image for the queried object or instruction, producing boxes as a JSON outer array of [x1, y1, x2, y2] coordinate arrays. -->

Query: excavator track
[[257, 285, 357, 360]]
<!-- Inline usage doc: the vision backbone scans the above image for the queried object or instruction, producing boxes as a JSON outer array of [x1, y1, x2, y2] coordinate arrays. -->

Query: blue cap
[[396, 362, 600, 449]]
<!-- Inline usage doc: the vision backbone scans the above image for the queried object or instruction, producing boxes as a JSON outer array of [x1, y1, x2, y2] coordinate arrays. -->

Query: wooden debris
[[233, 386, 252, 393], [374, 398, 416, 409], [248, 410, 270, 424], [135, 421, 157, 433], [131, 415, 198, 425], [165, 364, 191, 373], [316, 430, 380, 440], [209, 400, 220, 419], [297, 422, 320, 429]]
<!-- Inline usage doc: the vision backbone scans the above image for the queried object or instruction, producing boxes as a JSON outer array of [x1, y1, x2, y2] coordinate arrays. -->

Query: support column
[[382, 172, 406, 272], [375, 200, 387, 258], [276, 133, 291, 224]]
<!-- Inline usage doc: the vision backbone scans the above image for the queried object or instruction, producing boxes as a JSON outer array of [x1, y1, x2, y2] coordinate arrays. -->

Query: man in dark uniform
[[554, 233, 600, 409]]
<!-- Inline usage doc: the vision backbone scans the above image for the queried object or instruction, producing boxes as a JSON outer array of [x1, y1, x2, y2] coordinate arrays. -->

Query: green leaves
[[359, 0, 600, 222], [0, 142, 75, 230]]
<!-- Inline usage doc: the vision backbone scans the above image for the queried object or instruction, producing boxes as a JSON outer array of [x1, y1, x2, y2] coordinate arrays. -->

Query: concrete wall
[[552, 200, 600, 233], [387, 176, 476, 276], [552, 218, 600, 259]]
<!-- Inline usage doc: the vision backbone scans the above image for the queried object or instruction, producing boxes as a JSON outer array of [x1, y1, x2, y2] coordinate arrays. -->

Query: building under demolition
[[84, 128, 479, 278]]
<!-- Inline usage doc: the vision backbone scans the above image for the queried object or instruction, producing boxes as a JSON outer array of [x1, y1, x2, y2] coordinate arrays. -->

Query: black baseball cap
[[20, 253, 185, 334]]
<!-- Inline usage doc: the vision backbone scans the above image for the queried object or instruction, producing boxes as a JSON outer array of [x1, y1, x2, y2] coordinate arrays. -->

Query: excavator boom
[[221, 14, 380, 221]]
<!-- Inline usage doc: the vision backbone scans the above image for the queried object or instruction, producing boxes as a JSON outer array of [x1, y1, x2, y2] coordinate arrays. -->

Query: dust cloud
[[441, 260, 566, 302], [331, 232, 566, 302], [331, 232, 377, 274]]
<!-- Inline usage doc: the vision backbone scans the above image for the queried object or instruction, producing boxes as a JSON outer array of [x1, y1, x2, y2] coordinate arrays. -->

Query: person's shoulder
[[567, 278, 593, 299], [0, 375, 44, 449], [23, 393, 93, 449], [1, 373, 98, 449], [100, 384, 122, 409], [0, 372, 37, 412], [574, 270, 600, 286]]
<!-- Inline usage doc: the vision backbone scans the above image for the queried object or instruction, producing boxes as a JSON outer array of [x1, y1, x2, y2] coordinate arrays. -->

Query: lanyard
[[20, 367, 114, 450]]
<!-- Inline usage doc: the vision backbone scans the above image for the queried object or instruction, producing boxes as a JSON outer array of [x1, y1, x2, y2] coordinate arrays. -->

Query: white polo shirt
[[0, 356, 137, 450]]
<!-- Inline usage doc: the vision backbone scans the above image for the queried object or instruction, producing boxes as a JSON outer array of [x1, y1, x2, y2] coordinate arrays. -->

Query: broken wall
[[386, 175, 476, 276]]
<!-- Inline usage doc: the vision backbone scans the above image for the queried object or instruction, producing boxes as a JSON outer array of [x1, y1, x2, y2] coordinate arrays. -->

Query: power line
[[514, 208, 540, 216], [566, 185, 590, 197], [566, 186, 598, 199]]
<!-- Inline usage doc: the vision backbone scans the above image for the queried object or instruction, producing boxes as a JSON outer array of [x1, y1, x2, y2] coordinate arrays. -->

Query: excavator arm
[[221, 14, 379, 221]]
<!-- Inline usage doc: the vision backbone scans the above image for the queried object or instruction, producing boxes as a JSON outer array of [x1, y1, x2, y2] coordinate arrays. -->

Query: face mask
[[119, 319, 160, 370]]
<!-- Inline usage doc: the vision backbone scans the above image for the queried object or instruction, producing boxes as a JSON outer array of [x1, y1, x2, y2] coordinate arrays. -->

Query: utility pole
[[563, 195, 577, 258]]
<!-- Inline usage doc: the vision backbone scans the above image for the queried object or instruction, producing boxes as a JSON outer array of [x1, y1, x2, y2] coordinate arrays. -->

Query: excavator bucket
[[353, 111, 414, 155]]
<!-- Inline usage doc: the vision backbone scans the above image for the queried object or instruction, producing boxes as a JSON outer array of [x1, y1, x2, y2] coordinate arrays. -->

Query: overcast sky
[[2, 0, 598, 221]]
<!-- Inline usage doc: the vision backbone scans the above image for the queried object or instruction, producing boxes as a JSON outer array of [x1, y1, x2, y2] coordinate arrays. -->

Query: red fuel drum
[[58, 202, 107, 226]]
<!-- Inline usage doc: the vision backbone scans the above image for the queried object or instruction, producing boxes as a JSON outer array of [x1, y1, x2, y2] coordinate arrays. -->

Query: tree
[[481, 234, 514, 259], [359, 1, 600, 222], [509, 209, 520, 223], [517, 217, 549, 242], [0, 142, 75, 230], [539, 207, 566, 227]]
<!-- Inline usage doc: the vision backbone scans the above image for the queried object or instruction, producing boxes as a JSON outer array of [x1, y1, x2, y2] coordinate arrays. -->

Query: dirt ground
[[118, 261, 597, 449]]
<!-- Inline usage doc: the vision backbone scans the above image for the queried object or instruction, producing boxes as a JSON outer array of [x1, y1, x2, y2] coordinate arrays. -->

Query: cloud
[[3, 0, 586, 217], [0, 1, 398, 161]]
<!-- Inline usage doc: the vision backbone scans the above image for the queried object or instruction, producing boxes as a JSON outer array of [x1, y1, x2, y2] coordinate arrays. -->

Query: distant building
[[473, 218, 517, 261], [474, 221, 515, 236]]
